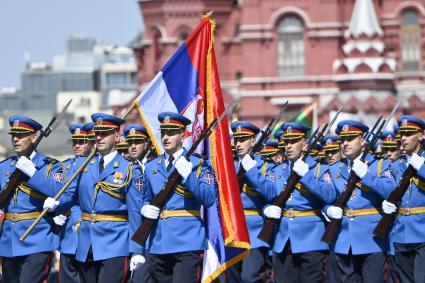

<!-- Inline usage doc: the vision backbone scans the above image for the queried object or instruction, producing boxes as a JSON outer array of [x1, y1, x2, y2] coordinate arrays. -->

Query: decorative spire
[[347, 0, 383, 38]]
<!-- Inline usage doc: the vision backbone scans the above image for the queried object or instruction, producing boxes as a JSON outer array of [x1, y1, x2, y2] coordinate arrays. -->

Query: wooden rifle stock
[[373, 146, 425, 239], [257, 125, 325, 244], [321, 116, 385, 245]]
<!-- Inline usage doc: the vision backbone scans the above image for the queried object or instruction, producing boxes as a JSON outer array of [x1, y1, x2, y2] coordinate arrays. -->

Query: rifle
[[131, 101, 237, 246], [0, 99, 72, 208], [257, 107, 342, 244], [374, 146, 425, 239], [321, 102, 400, 245], [236, 101, 288, 190]]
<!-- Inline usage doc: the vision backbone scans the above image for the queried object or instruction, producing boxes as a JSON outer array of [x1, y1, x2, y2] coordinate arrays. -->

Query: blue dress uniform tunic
[[143, 150, 216, 254], [57, 157, 81, 255], [325, 154, 395, 255], [236, 154, 275, 249], [390, 153, 425, 245], [66, 152, 144, 262], [0, 152, 66, 257], [271, 155, 336, 253]]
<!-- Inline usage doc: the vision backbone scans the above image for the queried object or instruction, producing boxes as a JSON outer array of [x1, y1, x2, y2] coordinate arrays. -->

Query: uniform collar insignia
[[113, 161, 119, 168], [153, 168, 158, 174], [5, 170, 9, 176], [10, 160, 16, 167], [90, 159, 96, 165]]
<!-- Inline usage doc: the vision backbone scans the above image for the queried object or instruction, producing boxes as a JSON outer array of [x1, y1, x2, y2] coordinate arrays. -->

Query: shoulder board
[[0, 156, 13, 164], [45, 157, 59, 164]]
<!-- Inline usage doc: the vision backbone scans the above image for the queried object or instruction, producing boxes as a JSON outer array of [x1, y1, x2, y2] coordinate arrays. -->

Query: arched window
[[277, 16, 305, 76], [401, 10, 421, 71]]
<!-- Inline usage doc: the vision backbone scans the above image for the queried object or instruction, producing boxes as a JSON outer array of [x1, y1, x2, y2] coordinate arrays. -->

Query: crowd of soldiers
[[0, 110, 424, 283]]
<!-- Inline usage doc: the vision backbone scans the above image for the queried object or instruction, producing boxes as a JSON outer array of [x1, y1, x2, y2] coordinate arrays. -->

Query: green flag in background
[[271, 104, 314, 139]]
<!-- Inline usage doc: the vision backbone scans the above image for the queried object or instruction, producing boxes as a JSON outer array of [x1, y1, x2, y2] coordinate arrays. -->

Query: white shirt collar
[[100, 150, 118, 167], [29, 151, 36, 160], [164, 148, 184, 165]]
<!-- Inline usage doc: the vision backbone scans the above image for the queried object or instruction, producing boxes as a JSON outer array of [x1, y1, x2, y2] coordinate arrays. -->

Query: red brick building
[[129, 0, 425, 128]]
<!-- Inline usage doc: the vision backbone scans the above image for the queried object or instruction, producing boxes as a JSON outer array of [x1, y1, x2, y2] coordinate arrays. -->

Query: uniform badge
[[336, 173, 341, 179], [113, 162, 119, 168], [53, 172, 63, 182], [164, 115, 170, 123], [13, 119, 20, 127], [130, 128, 136, 135], [402, 119, 407, 126], [75, 128, 81, 134], [136, 178, 143, 191], [282, 164, 287, 170], [83, 168, 89, 173], [90, 159, 96, 165], [384, 170, 392, 178], [153, 169, 158, 174], [323, 173, 332, 184], [10, 160, 16, 167], [277, 174, 282, 179], [113, 172, 124, 184], [286, 126, 292, 134], [269, 172, 275, 183], [342, 124, 349, 132], [66, 164, 72, 170], [96, 117, 103, 125], [204, 173, 213, 185], [236, 125, 242, 133]]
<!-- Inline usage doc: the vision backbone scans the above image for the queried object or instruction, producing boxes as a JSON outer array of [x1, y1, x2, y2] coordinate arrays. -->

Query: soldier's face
[[284, 138, 305, 161], [340, 135, 363, 160], [11, 132, 37, 155], [382, 147, 400, 162], [83, 140, 95, 155], [400, 131, 423, 155], [161, 129, 184, 154], [95, 130, 118, 156], [127, 139, 147, 161], [325, 149, 342, 164], [72, 139, 86, 156], [234, 136, 256, 157]]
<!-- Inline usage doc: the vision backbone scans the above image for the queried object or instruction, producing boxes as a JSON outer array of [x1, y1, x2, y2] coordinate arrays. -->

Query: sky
[[0, 0, 143, 88]]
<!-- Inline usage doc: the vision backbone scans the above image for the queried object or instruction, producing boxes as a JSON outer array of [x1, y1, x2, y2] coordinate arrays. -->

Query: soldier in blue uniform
[[381, 115, 425, 282], [322, 135, 341, 166], [54, 113, 144, 283], [380, 130, 401, 163], [323, 120, 396, 283], [263, 122, 336, 283], [141, 112, 216, 283], [117, 134, 129, 157], [260, 140, 283, 165], [56, 123, 95, 283], [123, 124, 153, 282], [0, 115, 68, 283], [225, 121, 276, 283]]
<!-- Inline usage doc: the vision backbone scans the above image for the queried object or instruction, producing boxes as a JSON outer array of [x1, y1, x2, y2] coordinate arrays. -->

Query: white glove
[[293, 158, 309, 177], [16, 156, 36, 178], [174, 157, 192, 180], [53, 214, 67, 226], [141, 205, 160, 220], [326, 206, 343, 220], [409, 153, 425, 171], [241, 154, 257, 171], [43, 197, 59, 212], [130, 254, 146, 272], [72, 220, 81, 233], [352, 158, 368, 179], [382, 200, 397, 214], [263, 205, 282, 219]]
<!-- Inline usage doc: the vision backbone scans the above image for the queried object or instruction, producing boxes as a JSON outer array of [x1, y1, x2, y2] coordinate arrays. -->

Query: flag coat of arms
[[133, 13, 250, 282]]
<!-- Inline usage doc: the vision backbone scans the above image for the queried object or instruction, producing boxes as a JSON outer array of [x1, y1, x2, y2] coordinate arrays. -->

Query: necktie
[[167, 155, 174, 172], [99, 157, 104, 174]]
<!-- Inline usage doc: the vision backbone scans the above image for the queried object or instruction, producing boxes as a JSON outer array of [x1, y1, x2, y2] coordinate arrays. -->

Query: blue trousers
[[394, 242, 425, 283], [226, 248, 267, 283], [2, 252, 52, 283]]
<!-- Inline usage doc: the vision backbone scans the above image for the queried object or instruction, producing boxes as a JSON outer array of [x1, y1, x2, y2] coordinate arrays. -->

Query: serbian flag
[[133, 13, 250, 282]]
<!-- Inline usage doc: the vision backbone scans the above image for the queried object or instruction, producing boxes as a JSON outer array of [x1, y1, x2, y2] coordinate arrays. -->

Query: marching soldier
[[381, 115, 425, 282], [123, 124, 152, 282], [260, 140, 283, 165], [116, 134, 129, 157], [263, 122, 336, 283], [323, 120, 395, 282], [56, 123, 95, 283], [380, 130, 401, 163], [141, 112, 216, 283], [54, 113, 144, 283], [0, 115, 68, 283], [226, 121, 276, 283], [322, 135, 341, 165]]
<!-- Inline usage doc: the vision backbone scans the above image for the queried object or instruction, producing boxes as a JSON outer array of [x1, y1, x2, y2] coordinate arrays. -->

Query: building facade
[[132, 0, 425, 128]]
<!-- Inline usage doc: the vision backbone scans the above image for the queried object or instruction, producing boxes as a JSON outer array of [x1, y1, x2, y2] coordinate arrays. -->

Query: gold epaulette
[[93, 163, 133, 203], [242, 184, 260, 197], [174, 184, 193, 198]]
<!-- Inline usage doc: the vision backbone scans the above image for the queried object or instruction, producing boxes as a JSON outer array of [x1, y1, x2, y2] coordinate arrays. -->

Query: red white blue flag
[[133, 14, 250, 282]]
